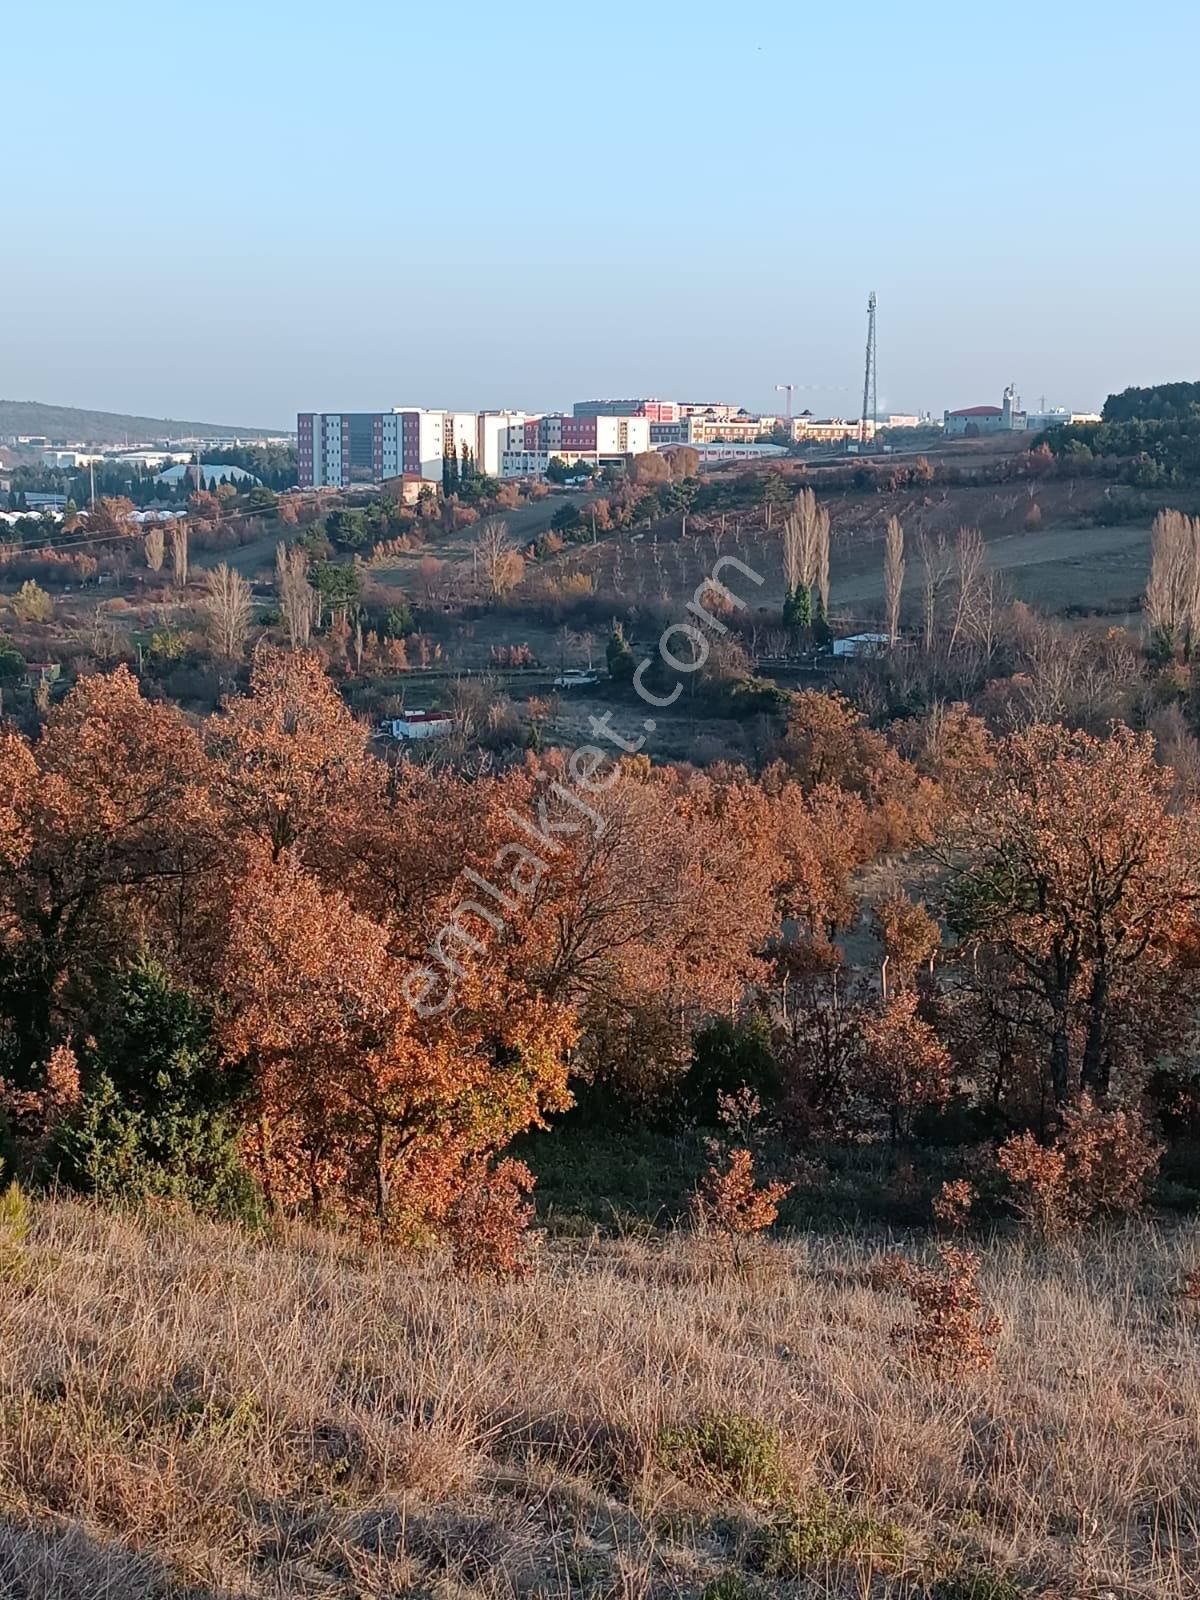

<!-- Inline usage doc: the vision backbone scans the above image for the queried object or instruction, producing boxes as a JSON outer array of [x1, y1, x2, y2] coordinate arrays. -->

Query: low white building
[[943, 404, 1006, 437], [105, 449, 194, 469], [832, 633, 893, 658], [377, 711, 453, 742], [41, 448, 105, 469], [661, 441, 788, 465], [1023, 408, 1102, 431]]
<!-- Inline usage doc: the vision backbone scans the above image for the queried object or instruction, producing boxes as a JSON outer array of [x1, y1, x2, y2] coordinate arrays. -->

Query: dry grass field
[[0, 1199, 1196, 1599]]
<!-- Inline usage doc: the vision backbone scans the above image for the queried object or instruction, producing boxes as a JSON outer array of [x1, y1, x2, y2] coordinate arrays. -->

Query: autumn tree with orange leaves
[[938, 723, 1200, 1104], [218, 857, 573, 1233], [482, 757, 782, 1104], [0, 668, 218, 1081], [860, 990, 954, 1140]]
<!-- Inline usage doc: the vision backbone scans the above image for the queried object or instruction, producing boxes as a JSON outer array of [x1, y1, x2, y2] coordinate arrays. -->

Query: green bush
[[749, 1492, 904, 1577], [657, 1413, 792, 1506], [606, 629, 636, 685], [681, 1016, 780, 1126], [383, 599, 414, 638], [56, 958, 259, 1222], [0, 637, 26, 679], [0, 1164, 30, 1251]]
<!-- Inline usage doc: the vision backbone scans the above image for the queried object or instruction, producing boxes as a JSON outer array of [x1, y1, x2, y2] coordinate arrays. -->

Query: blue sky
[[5, 0, 1198, 427]]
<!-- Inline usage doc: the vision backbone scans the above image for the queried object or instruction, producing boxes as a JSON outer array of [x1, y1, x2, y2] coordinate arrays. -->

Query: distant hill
[[0, 400, 287, 446]]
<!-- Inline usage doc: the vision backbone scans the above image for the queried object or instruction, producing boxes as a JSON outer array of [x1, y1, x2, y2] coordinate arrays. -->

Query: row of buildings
[[296, 409, 653, 489], [573, 398, 925, 448], [296, 398, 928, 489]]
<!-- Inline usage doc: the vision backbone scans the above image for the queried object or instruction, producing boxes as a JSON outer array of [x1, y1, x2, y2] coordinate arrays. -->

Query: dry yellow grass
[[0, 1198, 1196, 1598]]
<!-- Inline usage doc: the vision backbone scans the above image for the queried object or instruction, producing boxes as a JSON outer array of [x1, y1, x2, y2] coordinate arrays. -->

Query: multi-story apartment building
[[298, 408, 454, 487], [298, 405, 660, 485], [300, 408, 549, 487], [499, 414, 651, 478], [476, 411, 532, 477]]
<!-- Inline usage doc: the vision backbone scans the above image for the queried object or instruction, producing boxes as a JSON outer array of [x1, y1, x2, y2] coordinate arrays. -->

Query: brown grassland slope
[[0, 1198, 1196, 1599]]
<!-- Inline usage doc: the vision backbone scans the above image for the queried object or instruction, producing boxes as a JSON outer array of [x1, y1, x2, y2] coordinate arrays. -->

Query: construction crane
[[775, 382, 795, 424], [859, 291, 877, 450]]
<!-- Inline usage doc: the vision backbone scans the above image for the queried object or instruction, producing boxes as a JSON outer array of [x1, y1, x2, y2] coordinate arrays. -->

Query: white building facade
[[498, 414, 650, 478]]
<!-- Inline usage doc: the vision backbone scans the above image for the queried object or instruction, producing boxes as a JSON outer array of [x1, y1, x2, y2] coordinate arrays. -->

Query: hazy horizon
[[7, 0, 1198, 430]]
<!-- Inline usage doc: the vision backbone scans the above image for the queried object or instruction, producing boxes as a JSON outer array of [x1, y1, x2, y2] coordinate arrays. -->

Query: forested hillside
[[1042, 379, 1200, 483], [0, 400, 281, 445]]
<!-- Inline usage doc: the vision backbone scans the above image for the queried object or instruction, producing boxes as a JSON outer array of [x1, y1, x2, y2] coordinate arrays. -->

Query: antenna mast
[[860, 291, 877, 449], [775, 382, 795, 425]]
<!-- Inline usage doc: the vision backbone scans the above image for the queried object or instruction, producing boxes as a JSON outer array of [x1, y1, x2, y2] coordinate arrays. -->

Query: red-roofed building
[[944, 387, 1023, 435]]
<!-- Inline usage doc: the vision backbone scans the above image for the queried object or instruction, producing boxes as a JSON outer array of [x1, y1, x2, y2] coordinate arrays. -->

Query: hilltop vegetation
[[1041, 379, 1200, 484], [1102, 380, 1200, 423], [0, 399, 280, 446]]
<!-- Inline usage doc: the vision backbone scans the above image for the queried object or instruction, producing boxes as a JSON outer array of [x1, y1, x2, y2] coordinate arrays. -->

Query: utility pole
[[860, 291, 877, 450]]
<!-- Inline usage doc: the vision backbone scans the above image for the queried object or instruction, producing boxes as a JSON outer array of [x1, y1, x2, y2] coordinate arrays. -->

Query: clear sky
[[5, 0, 1198, 428]]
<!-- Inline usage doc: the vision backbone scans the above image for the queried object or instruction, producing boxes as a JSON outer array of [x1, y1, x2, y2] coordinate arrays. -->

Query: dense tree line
[[199, 444, 298, 491], [1041, 380, 1200, 484], [1102, 381, 1200, 425], [1, 655, 1197, 1238]]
